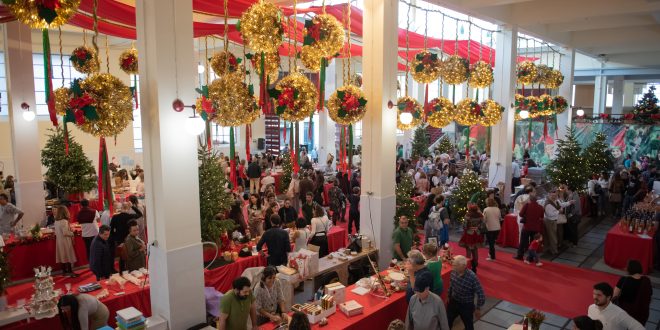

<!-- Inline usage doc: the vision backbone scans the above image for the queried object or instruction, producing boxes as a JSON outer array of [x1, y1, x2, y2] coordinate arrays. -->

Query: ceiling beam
[[510, 0, 660, 25], [570, 26, 660, 48], [545, 14, 657, 33]]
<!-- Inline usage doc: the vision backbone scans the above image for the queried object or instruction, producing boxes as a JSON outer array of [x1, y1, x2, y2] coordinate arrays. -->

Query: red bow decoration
[[308, 23, 321, 41], [201, 96, 214, 114], [341, 93, 360, 112], [421, 54, 433, 66], [651, 114, 660, 120], [599, 113, 609, 119], [404, 101, 415, 113], [74, 109, 85, 125], [69, 92, 94, 110], [473, 102, 482, 116], [228, 56, 238, 68], [74, 48, 88, 60], [278, 87, 295, 109], [37, 0, 60, 10], [624, 113, 635, 120], [122, 56, 135, 69]]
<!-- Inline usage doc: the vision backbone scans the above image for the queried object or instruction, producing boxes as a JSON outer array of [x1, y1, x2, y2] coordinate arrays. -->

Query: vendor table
[[604, 222, 654, 274], [496, 214, 520, 248], [5, 233, 88, 281], [204, 254, 268, 293], [67, 199, 104, 223]]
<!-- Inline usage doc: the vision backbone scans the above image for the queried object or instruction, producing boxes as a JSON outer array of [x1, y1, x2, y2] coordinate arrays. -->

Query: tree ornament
[[536, 64, 551, 84], [554, 96, 568, 114], [517, 61, 538, 85], [396, 96, 423, 131], [455, 99, 480, 126], [118, 48, 138, 75], [238, 1, 284, 53], [536, 94, 555, 117], [300, 45, 324, 72], [441, 55, 469, 85], [328, 85, 367, 125], [478, 99, 504, 127], [53, 87, 70, 116], [410, 50, 442, 84], [426, 97, 454, 128], [208, 72, 260, 126], [468, 61, 494, 88], [268, 73, 318, 122], [544, 70, 564, 89], [3, 0, 80, 29], [76, 74, 133, 137], [210, 51, 242, 76], [247, 52, 280, 83], [303, 13, 345, 58], [70, 46, 100, 74]]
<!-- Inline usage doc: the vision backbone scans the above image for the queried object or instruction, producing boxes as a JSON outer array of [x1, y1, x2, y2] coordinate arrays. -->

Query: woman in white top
[[292, 217, 310, 252], [54, 206, 78, 278], [58, 294, 109, 330], [308, 204, 332, 257], [483, 198, 502, 261], [543, 191, 571, 255]]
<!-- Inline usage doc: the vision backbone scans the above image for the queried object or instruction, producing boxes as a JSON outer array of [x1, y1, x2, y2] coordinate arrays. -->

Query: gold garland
[[239, 1, 284, 53], [118, 48, 138, 75], [77, 73, 133, 137], [208, 72, 260, 126], [468, 61, 494, 88], [210, 51, 242, 76], [71, 46, 100, 74], [517, 61, 538, 85], [479, 99, 504, 126], [554, 96, 569, 114], [251, 52, 280, 83], [54, 87, 70, 116], [426, 97, 454, 128], [396, 96, 423, 131], [273, 73, 318, 122], [525, 95, 540, 118], [410, 50, 442, 84], [536, 94, 555, 117], [305, 14, 345, 58], [5, 0, 80, 29], [455, 99, 480, 126], [441, 55, 469, 85], [328, 85, 367, 125], [300, 45, 323, 72], [544, 70, 564, 89]]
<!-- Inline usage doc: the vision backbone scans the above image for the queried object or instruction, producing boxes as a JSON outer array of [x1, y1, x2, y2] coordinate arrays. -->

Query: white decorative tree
[[28, 266, 59, 319]]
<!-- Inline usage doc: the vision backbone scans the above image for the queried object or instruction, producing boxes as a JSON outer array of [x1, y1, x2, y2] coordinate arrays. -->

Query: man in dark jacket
[[89, 225, 114, 280], [247, 159, 262, 194], [256, 215, 291, 266], [298, 174, 315, 204], [110, 202, 143, 271], [301, 192, 317, 226], [278, 198, 297, 226], [515, 194, 544, 260]]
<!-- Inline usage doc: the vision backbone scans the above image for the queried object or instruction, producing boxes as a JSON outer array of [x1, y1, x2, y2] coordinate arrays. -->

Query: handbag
[[557, 214, 568, 224]]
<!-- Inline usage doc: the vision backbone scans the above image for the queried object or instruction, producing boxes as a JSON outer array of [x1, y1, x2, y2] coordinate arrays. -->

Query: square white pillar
[[556, 48, 575, 140], [593, 68, 607, 115], [611, 76, 624, 115]]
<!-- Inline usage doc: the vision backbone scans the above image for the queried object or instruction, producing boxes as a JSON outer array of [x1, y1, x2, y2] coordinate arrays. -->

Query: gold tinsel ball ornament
[[536, 64, 551, 83], [118, 48, 138, 75], [250, 52, 280, 83], [455, 99, 480, 126], [524, 95, 540, 118], [70, 46, 100, 74], [77, 73, 133, 137], [54, 87, 70, 116], [537, 94, 555, 116], [468, 61, 494, 88], [396, 96, 423, 131], [410, 50, 442, 84], [239, 1, 284, 53], [304, 14, 345, 58], [5, 0, 80, 29], [441, 55, 469, 85], [554, 96, 569, 114], [544, 70, 564, 89], [271, 73, 318, 122], [479, 99, 504, 126], [208, 72, 260, 126], [328, 85, 367, 125], [210, 51, 242, 76], [426, 97, 454, 128], [300, 45, 323, 72], [517, 61, 538, 85]]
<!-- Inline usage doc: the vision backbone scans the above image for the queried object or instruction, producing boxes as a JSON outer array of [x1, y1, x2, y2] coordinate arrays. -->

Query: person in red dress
[[459, 203, 485, 273], [524, 233, 543, 266]]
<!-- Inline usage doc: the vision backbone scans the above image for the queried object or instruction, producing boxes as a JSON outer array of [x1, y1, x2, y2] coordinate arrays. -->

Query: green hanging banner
[[348, 124, 354, 177], [42, 29, 58, 126], [229, 126, 238, 189]]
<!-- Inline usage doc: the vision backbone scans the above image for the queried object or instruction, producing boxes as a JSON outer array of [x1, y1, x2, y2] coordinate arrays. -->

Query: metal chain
[[423, 11, 428, 50], [440, 14, 445, 60], [83, 29, 87, 46], [466, 21, 472, 61], [288, 16, 294, 73], [454, 19, 459, 55], [479, 26, 483, 62], [58, 26, 64, 81], [346, 2, 352, 80]]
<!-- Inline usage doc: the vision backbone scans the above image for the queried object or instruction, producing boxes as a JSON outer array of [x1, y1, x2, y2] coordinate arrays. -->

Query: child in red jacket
[[524, 233, 543, 266]]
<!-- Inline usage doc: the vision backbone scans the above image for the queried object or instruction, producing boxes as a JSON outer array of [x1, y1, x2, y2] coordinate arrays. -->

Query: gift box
[[324, 282, 346, 304], [288, 249, 319, 279], [339, 300, 364, 317]]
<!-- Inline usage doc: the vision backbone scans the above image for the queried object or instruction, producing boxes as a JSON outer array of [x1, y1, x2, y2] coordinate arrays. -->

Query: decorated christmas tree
[[40, 128, 97, 195], [411, 126, 431, 159], [198, 147, 233, 242], [436, 135, 453, 155], [0, 250, 9, 295], [394, 174, 418, 229], [582, 132, 614, 176], [633, 85, 659, 115], [280, 152, 293, 193], [546, 126, 588, 189], [448, 170, 486, 221]]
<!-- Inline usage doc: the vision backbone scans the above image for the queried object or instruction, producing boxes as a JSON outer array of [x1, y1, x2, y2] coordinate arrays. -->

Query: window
[[131, 77, 142, 153], [211, 124, 238, 146], [353, 121, 362, 140], [33, 53, 86, 115], [0, 52, 8, 115]]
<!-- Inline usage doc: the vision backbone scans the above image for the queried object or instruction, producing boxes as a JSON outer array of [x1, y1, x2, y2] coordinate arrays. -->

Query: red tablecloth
[[2, 269, 151, 330], [5, 234, 88, 281], [327, 226, 347, 253], [323, 183, 333, 206], [604, 223, 654, 274], [67, 200, 104, 223], [204, 254, 267, 293], [261, 172, 283, 194], [496, 214, 519, 248], [260, 264, 453, 330], [413, 195, 427, 217], [580, 194, 590, 217]]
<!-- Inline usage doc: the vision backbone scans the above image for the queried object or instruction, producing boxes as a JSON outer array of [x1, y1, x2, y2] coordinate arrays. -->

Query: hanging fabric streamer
[[543, 117, 549, 140], [291, 122, 299, 174], [465, 126, 471, 159], [527, 119, 533, 150], [206, 121, 212, 151], [424, 84, 429, 113], [229, 126, 238, 190], [486, 126, 491, 152], [64, 121, 70, 155], [348, 124, 353, 179], [259, 52, 270, 115], [283, 120, 287, 144], [245, 124, 251, 163], [133, 75, 139, 109], [42, 29, 58, 126], [339, 126, 345, 172], [98, 137, 114, 213], [554, 114, 559, 139], [308, 114, 313, 141]]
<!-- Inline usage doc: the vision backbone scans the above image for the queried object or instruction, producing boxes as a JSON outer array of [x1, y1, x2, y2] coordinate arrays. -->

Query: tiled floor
[[445, 214, 660, 330]]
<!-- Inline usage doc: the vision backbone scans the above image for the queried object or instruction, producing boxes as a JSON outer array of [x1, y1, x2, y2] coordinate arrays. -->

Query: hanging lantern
[[70, 46, 100, 74], [238, 1, 284, 53], [479, 99, 504, 126], [247, 52, 280, 83], [410, 50, 442, 84], [328, 85, 367, 125], [268, 73, 318, 122], [210, 51, 242, 76], [4, 0, 80, 29], [208, 72, 260, 126], [554, 96, 569, 114], [76, 73, 133, 137], [468, 61, 494, 88], [118, 48, 138, 75], [517, 60, 538, 85], [455, 99, 480, 126], [396, 96, 423, 130], [303, 14, 345, 58], [441, 55, 469, 85], [426, 97, 454, 128], [544, 70, 564, 89]]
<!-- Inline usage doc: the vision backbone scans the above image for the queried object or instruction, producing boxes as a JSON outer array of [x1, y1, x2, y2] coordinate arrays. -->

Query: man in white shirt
[[587, 282, 644, 330], [260, 170, 276, 194], [511, 157, 521, 189]]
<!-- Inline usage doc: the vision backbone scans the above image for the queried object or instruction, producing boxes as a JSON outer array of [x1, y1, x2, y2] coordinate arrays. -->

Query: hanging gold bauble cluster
[[410, 50, 442, 84], [441, 55, 470, 85], [250, 52, 280, 83], [70, 46, 100, 74], [516, 61, 538, 85], [304, 14, 345, 58], [76, 73, 133, 137], [54, 87, 70, 116], [271, 73, 318, 122], [396, 96, 423, 131], [454, 99, 480, 126], [328, 85, 367, 126], [118, 48, 138, 75], [210, 51, 242, 76], [5, 0, 80, 29], [426, 97, 455, 128], [468, 61, 494, 88], [239, 1, 284, 53], [208, 72, 259, 126], [300, 45, 324, 72], [478, 99, 504, 127]]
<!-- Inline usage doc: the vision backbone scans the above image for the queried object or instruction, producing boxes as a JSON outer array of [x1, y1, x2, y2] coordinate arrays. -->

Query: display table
[[67, 199, 104, 222], [604, 223, 654, 274], [497, 214, 520, 248], [5, 233, 88, 281], [327, 226, 347, 253], [204, 254, 267, 293]]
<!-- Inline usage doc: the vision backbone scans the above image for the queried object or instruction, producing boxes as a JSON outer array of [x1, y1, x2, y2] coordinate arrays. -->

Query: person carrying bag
[[308, 204, 332, 258]]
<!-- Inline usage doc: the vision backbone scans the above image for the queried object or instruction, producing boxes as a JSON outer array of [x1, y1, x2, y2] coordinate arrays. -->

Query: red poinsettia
[[341, 93, 360, 112], [307, 22, 321, 41], [200, 96, 214, 114], [624, 113, 635, 120], [228, 55, 238, 68], [600, 113, 609, 119], [404, 101, 416, 113], [122, 56, 135, 69], [37, 0, 60, 10], [69, 92, 94, 110], [278, 87, 295, 109], [74, 109, 85, 125], [472, 102, 482, 116], [422, 54, 433, 66], [74, 48, 88, 60]]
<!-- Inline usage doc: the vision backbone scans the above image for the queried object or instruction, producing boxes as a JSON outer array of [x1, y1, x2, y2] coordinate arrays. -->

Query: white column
[[135, 0, 206, 328], [488, 25, 517, 203], [361, 0, 398, 269], [3, 22, 45, 227], [611, 76, 624, 115], [402, 130, 412, 159], [593, 67, 607, 114], [623, 81, 635, 109], [318, 60, 339, 165], [556, 48, 575, 140]]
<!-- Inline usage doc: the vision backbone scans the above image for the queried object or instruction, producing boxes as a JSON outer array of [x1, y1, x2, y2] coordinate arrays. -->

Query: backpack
[[593, 181, 603, 195]]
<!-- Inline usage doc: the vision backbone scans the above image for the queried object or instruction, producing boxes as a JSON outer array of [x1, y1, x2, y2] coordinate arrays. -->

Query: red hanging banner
[[245, 124, 251, 162]]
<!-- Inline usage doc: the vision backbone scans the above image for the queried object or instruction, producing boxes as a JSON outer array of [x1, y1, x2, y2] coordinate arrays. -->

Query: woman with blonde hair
[[54, 205, 78, 277]]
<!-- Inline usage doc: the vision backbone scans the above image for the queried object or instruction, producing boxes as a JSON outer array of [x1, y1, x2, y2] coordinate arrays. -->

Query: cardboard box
[[293, 249, 319, 275], [306, 304, 336, 324], [324, 282, 346, 304], [339, 300, 364, 317]]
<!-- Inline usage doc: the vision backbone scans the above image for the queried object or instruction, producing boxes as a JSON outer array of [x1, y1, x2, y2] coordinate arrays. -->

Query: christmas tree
[[280, 152, 293, 193], [394, 174, 418, 229], [546, 126, 588, 189], [411, 126, 431, 159], [582, 132, 614, 176], [448, 170, 486, 221], [633, 85, 659, 115], [198, 147, 233, 242], [40, 128, 97, 195], [0, 250, 9, 295], [436, 135, 453, 155]]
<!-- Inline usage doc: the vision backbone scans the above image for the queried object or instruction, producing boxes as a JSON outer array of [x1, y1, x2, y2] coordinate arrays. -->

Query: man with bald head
[[109, 202, 143, 272]]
